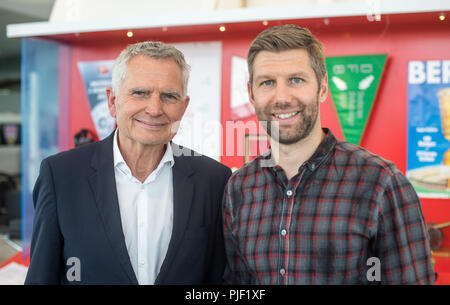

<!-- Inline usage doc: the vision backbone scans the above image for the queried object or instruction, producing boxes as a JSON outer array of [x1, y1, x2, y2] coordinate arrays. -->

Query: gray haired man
[[25, 41, 231, 285]]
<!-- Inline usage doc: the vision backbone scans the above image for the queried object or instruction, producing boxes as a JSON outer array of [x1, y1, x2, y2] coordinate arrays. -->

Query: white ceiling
[[0, 0, 55, 59]]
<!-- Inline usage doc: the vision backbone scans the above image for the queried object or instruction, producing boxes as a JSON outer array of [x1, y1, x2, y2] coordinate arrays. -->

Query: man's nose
[[274, 82, 290, 103], [144, 93, 164, 116]]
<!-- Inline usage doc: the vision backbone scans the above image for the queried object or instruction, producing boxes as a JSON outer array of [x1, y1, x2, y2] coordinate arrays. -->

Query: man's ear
[[247, 81, 255, 106], [106, 87, 117, 118], [182, 96, 190, 114], [318, 77, 328, 104]]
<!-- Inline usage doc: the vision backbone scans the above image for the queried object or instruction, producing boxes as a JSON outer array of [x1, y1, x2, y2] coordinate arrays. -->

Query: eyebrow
[[161, 90, 181, 98], [254, 71, 310, 83], [128, 88, 181, 98], [129, 87, 151, 94]]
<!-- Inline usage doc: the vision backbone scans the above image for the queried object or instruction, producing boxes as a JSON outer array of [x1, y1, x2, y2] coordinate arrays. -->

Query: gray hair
[[111, 41, 190, 97]]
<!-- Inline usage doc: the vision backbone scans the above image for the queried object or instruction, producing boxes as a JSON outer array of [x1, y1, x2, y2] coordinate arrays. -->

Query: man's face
[[248, 49, 327, 145], [107, 55, 189, 147]]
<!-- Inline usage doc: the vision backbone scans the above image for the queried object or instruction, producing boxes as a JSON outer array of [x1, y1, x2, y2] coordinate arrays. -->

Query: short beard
[[255, 95, 320, 145]]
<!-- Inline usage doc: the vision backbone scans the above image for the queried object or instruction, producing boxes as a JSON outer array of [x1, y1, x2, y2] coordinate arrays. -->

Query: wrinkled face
[[249, 49, 327, 145], [107, 55, 189, 148]]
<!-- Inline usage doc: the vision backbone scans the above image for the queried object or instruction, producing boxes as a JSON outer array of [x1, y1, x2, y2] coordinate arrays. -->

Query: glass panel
[[21, 38, 60, 256]]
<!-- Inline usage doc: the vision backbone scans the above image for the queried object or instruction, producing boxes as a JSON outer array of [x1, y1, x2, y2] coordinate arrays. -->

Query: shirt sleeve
[[222, 175, 256, 285], [222, 178, 239, 284], [373, 168, 435, 284]]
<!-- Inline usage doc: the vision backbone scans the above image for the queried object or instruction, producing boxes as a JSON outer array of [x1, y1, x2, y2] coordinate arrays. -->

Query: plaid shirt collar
[[259, 128, 337, 175]]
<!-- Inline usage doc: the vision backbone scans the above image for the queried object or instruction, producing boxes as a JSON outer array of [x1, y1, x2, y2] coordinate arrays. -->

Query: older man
[[25, 41, 231, 285], [222, 25, 434, 285]]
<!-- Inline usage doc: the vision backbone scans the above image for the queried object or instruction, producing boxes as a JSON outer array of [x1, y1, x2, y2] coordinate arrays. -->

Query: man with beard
[[222, 25, 434, 285]]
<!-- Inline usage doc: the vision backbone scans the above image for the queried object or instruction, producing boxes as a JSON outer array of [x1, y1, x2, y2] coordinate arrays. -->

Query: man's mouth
[[135, 119, 167, 128], [272, 111, 299, 119]]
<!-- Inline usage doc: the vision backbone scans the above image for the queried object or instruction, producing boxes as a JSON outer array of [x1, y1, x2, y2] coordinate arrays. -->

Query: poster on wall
[[407, 59, 450, 198], [78, 60, 116, 140], [326, 54, 387, 145], [230, 55, 255, 120], [171, 42, 222, 161]]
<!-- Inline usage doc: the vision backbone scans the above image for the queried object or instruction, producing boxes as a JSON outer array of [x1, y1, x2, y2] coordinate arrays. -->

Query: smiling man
[[25, 41, 231, 285], [222, 25, 434, 285]]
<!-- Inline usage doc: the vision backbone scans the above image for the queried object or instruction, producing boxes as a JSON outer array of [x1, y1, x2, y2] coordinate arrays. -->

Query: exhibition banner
[[230, 55, 255, 120], [78, 60, 116, 140], [326, 54, 387, 145], [407, 60, 450, 198]]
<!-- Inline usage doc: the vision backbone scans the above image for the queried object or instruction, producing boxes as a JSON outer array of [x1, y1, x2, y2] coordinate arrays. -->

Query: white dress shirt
[[113, 130, 174, 285]]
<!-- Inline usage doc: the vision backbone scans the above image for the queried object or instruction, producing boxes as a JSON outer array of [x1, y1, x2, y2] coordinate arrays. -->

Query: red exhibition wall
[[60, 12, 449, 276]]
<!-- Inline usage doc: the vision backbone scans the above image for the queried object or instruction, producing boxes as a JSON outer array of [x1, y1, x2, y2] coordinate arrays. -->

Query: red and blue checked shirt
[[222, 128, 435, 285]]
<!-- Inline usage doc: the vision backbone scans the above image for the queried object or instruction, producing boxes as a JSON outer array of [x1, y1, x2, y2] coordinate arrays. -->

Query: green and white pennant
[[325, 54, 387, 145]]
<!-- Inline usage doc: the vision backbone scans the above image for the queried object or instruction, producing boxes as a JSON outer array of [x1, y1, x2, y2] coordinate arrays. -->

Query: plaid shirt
[[223, 129, 434, 285]]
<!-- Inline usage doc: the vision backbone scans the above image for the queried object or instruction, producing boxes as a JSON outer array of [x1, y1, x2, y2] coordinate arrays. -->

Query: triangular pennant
[[326, 54, 387, 145]]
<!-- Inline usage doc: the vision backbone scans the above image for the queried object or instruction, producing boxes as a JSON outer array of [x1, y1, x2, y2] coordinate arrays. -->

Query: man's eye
[[291, 78, 303, 84], [132, 91, 146, 97], [260, 80, 273, 86], [161, 93, 179, 103], [162, 94, 175, 99]]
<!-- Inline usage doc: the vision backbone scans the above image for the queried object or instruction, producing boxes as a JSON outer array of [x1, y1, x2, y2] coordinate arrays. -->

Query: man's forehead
[[126, 56, 181, 75], [254, 49, 309, 65], [123, 57, 182, 82], [252, 49, 313, 75]]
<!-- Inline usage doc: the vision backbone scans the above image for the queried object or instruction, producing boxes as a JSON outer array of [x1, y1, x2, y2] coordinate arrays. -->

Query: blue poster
[[407, 60, 450, 198], [78, 60, 116, 140]]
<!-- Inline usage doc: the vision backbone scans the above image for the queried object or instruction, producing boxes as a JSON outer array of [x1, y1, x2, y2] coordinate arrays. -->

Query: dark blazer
[[24, 132, 231, 285]]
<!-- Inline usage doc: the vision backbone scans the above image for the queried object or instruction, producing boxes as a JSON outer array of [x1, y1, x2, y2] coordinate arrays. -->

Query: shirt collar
[[304, 128, 337, 170], [113, 129, 175, 179], [259, 128, 337, 172]]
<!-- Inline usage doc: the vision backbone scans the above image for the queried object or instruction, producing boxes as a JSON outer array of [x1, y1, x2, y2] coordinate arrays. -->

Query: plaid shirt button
[[280, 268, 286, 276], [286, 190, 293, 197], [281, 229, 287, 236]]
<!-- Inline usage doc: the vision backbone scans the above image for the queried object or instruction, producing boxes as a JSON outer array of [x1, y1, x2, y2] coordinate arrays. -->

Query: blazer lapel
[[88, 132, 139, 285], [155, 144, 195, 284]]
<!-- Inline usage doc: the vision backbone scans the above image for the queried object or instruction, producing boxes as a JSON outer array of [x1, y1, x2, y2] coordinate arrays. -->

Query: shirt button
[[286, 190, 293, 197], [311, 163, 316, 170], [281, 229, 287, 236], [280, 268, 286, 276], [139, 261, 145, 266]]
